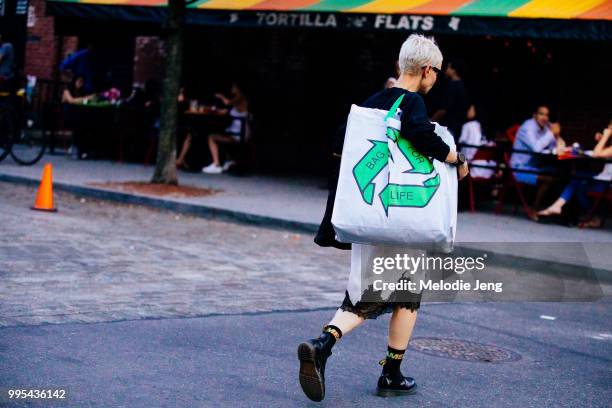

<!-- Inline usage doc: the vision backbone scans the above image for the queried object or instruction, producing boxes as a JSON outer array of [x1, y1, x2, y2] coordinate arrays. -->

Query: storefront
[[45, 0, 612, 173], [1, 0, 29, 72]]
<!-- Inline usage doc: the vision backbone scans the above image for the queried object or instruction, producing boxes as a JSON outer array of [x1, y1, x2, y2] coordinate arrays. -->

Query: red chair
[[580, 185, 612, 227], [495, 151, 537, 219], [466, 146, 501, 212], [505, 124, 520, 144]]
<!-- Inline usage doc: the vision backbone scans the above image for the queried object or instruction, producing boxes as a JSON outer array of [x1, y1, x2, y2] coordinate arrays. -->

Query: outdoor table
[[459, 143, 611, 181], [179, 109, 231, 168], [183, 109, 229, 130], [554, 151, 612, 186], [68, 102, 149, 161]]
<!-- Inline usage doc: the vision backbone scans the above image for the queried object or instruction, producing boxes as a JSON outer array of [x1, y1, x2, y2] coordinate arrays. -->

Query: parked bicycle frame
[[0, 78, 47, 165]]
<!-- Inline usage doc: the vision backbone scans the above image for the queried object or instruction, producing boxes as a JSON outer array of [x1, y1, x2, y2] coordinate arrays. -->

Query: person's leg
[[375, 306, 418, 396], [388, 306, 418, 350], [376, 306, 417, 396], [538, 180, 576, 216], [203, 134, 235, 173], [176, 132, 191, 167], [575, 180, 603, 211], [327, 308, 365, 335], [577, 181, 607, 227], [297, 309, 364, 402], [71, 128, 82, 158], [533, 174, 556, 212], [207, 134, 222, 166], [512, 166, 539, 219]]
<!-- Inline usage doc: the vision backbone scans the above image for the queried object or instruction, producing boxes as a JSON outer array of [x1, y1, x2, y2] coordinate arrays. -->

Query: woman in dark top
[[299, 34, 469, 402], [62, 75, 92, 104], [62, 76, 95, 159]]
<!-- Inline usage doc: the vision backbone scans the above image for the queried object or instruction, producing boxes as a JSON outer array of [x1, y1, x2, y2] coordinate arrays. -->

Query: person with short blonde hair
[[398, 34, 443, 76], [298, 34, 468, 402]]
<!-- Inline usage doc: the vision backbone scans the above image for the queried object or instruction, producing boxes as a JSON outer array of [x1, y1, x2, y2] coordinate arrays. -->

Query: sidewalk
[[1, 154, 611, 271]]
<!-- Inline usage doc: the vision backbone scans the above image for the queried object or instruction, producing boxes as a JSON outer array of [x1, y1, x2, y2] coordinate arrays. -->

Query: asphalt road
[[1, 182, 611, 407]]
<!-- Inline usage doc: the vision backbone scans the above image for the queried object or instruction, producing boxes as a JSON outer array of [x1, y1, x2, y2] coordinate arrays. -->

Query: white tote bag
[[331, 95, 458, 251]]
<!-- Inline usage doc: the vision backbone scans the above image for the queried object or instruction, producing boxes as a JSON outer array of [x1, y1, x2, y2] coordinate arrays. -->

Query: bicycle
[[0, 84, 48, 165]]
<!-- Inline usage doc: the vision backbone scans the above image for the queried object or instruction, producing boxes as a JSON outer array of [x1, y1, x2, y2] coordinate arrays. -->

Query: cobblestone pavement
[[0, 182, 348, 327]]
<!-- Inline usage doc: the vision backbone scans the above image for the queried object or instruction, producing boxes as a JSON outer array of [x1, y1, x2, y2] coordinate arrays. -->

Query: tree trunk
[[151, 0, 184, 185]]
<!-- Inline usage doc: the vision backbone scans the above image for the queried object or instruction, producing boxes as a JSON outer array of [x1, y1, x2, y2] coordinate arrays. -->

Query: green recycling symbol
[[351, 95, 440, 215]]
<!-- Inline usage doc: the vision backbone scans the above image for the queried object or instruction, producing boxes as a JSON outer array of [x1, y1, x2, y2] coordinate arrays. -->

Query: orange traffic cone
[[32, 163, 57, 212]]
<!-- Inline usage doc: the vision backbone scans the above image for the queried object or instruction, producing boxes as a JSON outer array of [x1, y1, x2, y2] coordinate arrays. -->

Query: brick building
[[23, 0, 163, 85]]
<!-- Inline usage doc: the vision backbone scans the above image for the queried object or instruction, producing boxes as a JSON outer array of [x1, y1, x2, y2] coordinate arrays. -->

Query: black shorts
[[339, 290, 420, 320]]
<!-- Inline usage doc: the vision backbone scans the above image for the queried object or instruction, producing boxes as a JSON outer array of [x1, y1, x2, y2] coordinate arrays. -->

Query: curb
[[2, 172, 611, 285], [0, 173, 320, 234]]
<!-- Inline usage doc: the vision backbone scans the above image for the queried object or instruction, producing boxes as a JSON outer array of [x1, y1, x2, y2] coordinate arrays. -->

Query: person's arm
[[401, 95, 451, 163], [62, 89, 92, 104], [214, 93, 235, 106], [519, 123, 556, 153], [62, 89, 76, 104], [548, 122, 567, 152], [593, 128, 612, 158], [401, 95, 468, 179]]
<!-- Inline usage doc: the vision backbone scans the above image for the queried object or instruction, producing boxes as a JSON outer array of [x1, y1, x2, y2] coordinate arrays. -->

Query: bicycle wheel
[[10, 126, 47, 165], [0, 106, 14, 162]]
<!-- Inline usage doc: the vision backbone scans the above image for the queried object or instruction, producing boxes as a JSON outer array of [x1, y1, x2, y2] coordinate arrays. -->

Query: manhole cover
[[411, 337, 521, 363]]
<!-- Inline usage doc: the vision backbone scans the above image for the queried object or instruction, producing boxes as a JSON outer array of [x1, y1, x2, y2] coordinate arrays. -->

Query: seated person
[[62, 76, 95, 159], [458, 104, 496, 179], [175, 87, 194, 169], [538, 120, 612, 227], [510, 105, 566, 215], [62, 75, 93, 104], [202, 82, 249, 174]]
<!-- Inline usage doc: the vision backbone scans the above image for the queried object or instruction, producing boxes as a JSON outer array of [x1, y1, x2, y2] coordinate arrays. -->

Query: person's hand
[[603, 127, 611, 139], [550, 122, 561, 137], [457, 162, 469, 180], [594, 132, 603, 142], [556, 137, 566, 151], [214, 93, 229, 103]]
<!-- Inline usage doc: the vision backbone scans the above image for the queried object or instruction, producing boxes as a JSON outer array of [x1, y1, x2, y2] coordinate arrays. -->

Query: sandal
[[579, 217, 602, 228], [537, 207, 562, 217]]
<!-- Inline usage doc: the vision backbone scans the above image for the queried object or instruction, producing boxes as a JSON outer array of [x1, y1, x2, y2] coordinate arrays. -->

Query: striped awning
[[50, 0, 612, 20]]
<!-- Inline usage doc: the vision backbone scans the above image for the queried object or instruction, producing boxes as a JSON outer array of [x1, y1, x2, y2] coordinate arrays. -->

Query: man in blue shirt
[[510, 105, 564, 215], [0, 34, 15, 84]]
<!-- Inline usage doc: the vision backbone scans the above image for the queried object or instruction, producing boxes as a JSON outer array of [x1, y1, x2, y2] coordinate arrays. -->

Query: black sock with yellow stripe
[[379, 346, 405, 382], [322, 324, 343, 347]]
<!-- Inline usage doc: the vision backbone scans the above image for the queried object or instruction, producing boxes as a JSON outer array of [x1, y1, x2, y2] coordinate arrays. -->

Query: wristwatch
[[455, 152, 466, 166]]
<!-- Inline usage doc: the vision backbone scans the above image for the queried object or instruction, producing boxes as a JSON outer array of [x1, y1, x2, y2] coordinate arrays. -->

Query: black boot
[[376, 373, 417, 397], [375, 346, 417, 397], [297, 332, 335, 402]]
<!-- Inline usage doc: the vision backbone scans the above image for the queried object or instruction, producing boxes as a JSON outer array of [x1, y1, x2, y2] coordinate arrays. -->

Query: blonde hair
[[398, 34, 443, 75]]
